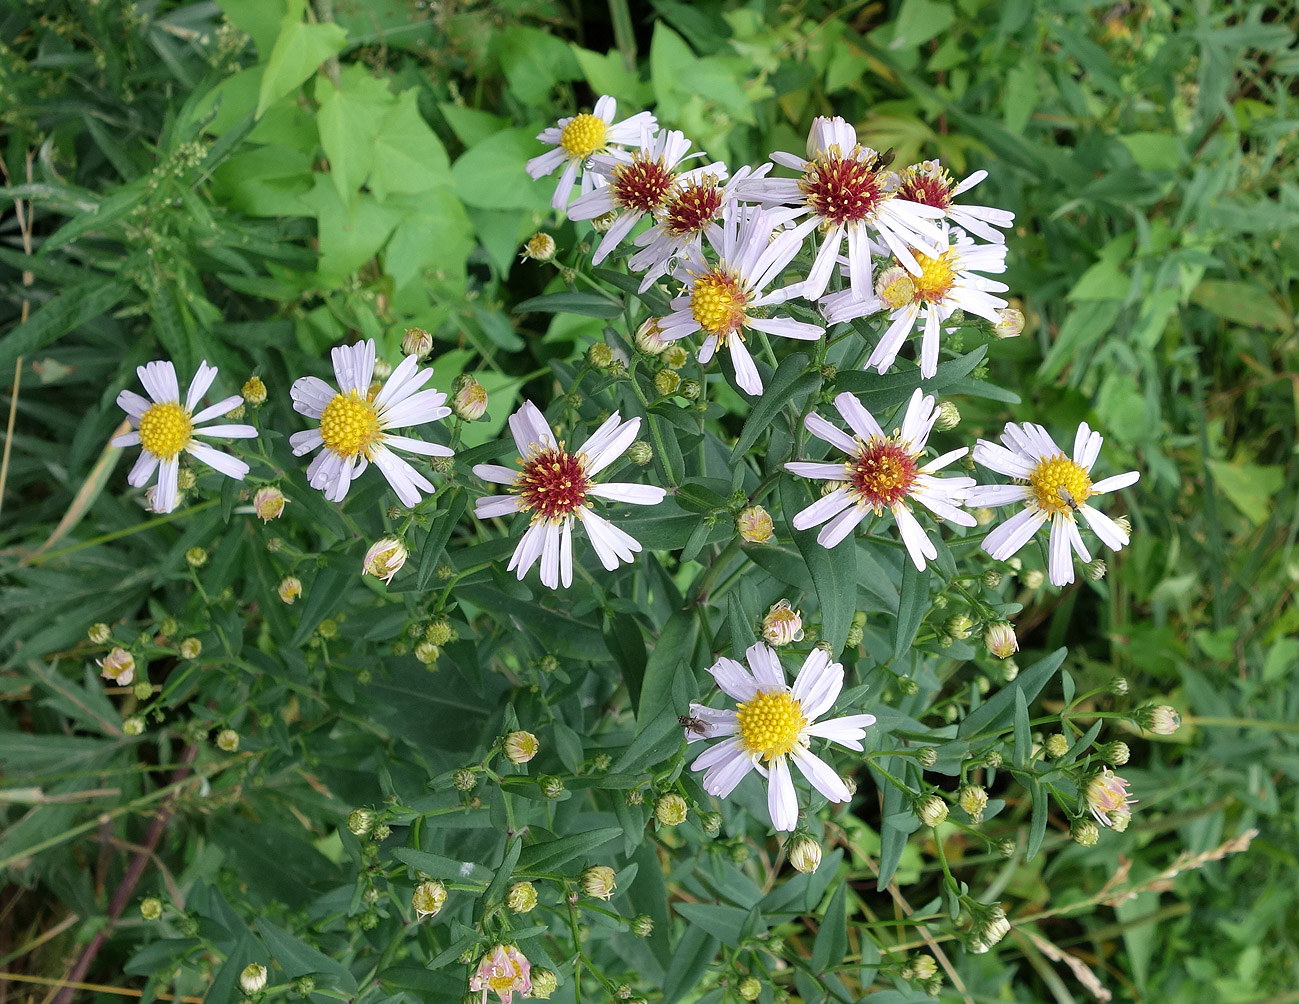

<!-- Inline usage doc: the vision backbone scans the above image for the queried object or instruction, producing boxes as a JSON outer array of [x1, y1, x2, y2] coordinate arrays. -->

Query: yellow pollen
[[736, 690, 807, 761], [1028, 455, 1092, 516], [137, 402, 193, 460], [690, 270, 747, 339], [909, 249, 957, 303], [319, 391, 383, 459], [559, 113, 608, 159]]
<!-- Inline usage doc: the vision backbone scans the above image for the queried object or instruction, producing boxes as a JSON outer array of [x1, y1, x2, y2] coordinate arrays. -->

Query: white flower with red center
[[473, 402, 666, 589], [685, 643, 876, 832], [289, 340, 453, 507], [965, 422, 1139, 586], [895, 160, 1015, 244], [627, 165, 792, 292], [566, 129, 704, 264], [525, 95, 656, 211], [821, 228, 1009, 379], [740, 115, 946, 302], [112, 359, 257, 514], [785, 389, 975, 569], [653, 205, 820, 396]]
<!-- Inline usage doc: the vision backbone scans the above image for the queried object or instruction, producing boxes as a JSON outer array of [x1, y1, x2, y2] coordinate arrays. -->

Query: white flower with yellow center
[[739, 115, 946, 302], [785, 389, 975, 569], [965, 422, 1139, 586], [473, 401, 666, 589], [685, 643, 876, 831], [112, 359, 257, 514], [654, 205, 821, 396], [526, 95, 656, 211], [289, 340, 452, 506], [821, 228, 1008, 378]]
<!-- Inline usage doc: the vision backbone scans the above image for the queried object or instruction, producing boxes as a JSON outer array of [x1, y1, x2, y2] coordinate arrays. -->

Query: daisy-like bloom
[[472, 402, 666, 589], [112, 360, 257, 514], [654, 205, 821, 395], [525, 95, 656, 211], [1083, 767, 1136, 827], [784, 389, 976, 570], [685, 643, 877, 832], [362, 537, 408, 584], [627, 165, 792, 292], [741, 115, 946, 301], [895, 160, 1015, 244], [567, 129, 707, 264], [289, 340, 453, 507], [469, 944, 532, 1004], [964, 422, 1140, 586], [821, 228, 1009, 378]]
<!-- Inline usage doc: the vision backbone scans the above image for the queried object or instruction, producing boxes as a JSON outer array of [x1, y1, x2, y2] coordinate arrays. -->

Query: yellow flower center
[[486, 960, 522, 994], [690, 269, 748, 340], [909, 249, 957, 303], [1028, 455, 1092, 516], [319, 391, 383, 459], [560, 113, 608, 159], [736, 690, 807, 761], [137, 402, 193, 460]]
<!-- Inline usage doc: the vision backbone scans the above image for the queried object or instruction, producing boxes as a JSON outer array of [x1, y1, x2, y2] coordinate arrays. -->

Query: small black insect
[[679, 714, 708, 737]]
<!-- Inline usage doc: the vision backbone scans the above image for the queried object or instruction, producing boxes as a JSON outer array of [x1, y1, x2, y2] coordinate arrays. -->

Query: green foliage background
[[2, 1, 1297, 1002]]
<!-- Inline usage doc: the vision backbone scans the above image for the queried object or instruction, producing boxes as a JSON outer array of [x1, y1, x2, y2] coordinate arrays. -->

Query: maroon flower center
[[662, 176, 724, 237], [800, 147, 888, 226], [515, 446, 590, 523], [897, 164, 954, 210], [846, 438, 918, 509], [611, 152, 677, 214]]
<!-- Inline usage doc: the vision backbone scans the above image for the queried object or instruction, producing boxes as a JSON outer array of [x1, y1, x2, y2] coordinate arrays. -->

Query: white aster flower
[[526, 95, 657, 211], [785, 389, 975, 569], [112, 359, 257, 514], [654, 205, 821, 396], [740, 115, 946, 301], [685, 643, 876, 832], [289, 340, 453, 507], [566, 129, 704, 265], [821, 228, 1009, 379], [965, 422, 1140, 586], [895, 160, 1015, 244], [472, 401, 666, 589]]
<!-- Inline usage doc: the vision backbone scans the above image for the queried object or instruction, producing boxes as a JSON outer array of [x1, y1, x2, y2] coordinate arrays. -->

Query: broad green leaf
[[495, 25, 581, 106], [674, 904, 752, 948], [604, 612, 648, 701], [637, 608, 698, 721], [1191, 280, 1293, 333], [296, 177, 402, 282], [730, 352, 817, 463], [390, 847, 491, 883], [1027, 777, 1048, 860], [384, 188, 474, 293], [216, 0, 284, 56], [315, 67, 392, 202], [451, 129, 553, 211], [515, 827, 622, 872], [256, 0, 347, 117], [1013, 688, 1030, 767], [254, 918, 357, 991], [1204, 458, 1285, 526], [288, 565, 349, 646], [370, 89, 454, 201], [482, 837, 523, 906], [891, 563, 930, 663]]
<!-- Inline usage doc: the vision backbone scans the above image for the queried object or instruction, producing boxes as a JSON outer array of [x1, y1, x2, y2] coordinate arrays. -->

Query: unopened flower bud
[[875, 264, 916, 310], [994, 307, 1025, 339], [958, 784, 989, 823], [159, 616, 179, 638], [1044, 733, 1070, 758], [580, 865, 616, 900], [587, 342, 614, 369], [924, 976, 944, 998], [983, 750, 1004, 769], [402, 327, 433, 358], [982, 569, 1002, 588], [737, 977, 761, 1001], [139, 896, 163, 920], [1085, 558, 1107, 581], [88, 623, 111, 644], [909, 954, 938, 981], [452, 376, 488, 421], [935, 400, 961, 431], [946, 614, 972, 640], [503, 731, 539, 764], [662, 344, 689, 369], [238, 375, 266, 406], [996, 836, 1016, 858], [123, 715, 146, 736], [917, 746, 938, 768], [293, 977, 314, 997], [727, 841, 751, 863], [789, 835, 822, 874], [216, 729, 239, 752], [1109, 676, 1129, 696], [590, 210, 618, 233], [278, 577, 301, 604], [1099, 740, 1130, 766], [186, 547, 208, 568], [736, 505, 774, 544], [1108, 807, 1132, 832], [1137, 705, 1181, 735], [98, 647, 136, 685], [317, 618, 338, 640], [899, 677, 919, 697], [347, 808, 375, 835], [627, 440, 653, 466], [506, 881, 537, 913], [425, 617, 453, 646], [761, 599, 804, 647], [592, 753, 611, 771], [363, 537, 408, 584], [412, 880, 447, 918], [373, 359, 392, 380], [539, 774, 564, 798], [634, 318, 669, 355], [1001, 659, 1019, 682], [239, 964, 268, 995], [176, 467, 197, 490], [917, 794, 948, 827], [845, 624, 864, 647], [415, 641, 440, 665], [522, 232, 556, 262], [179, 637, 202, 659], [1114, 514, 1132, 536], [531, 968, 558, 999], [679, 378, 701, 400], [625, 913, 652, 937], [625, 788, 643, 805], [1071, 818, 1100, 846], [984, 622, 1018, 658], [700, 811, 722, 836], [654, 793, 688, 826], [653, 368, 681, 396]]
